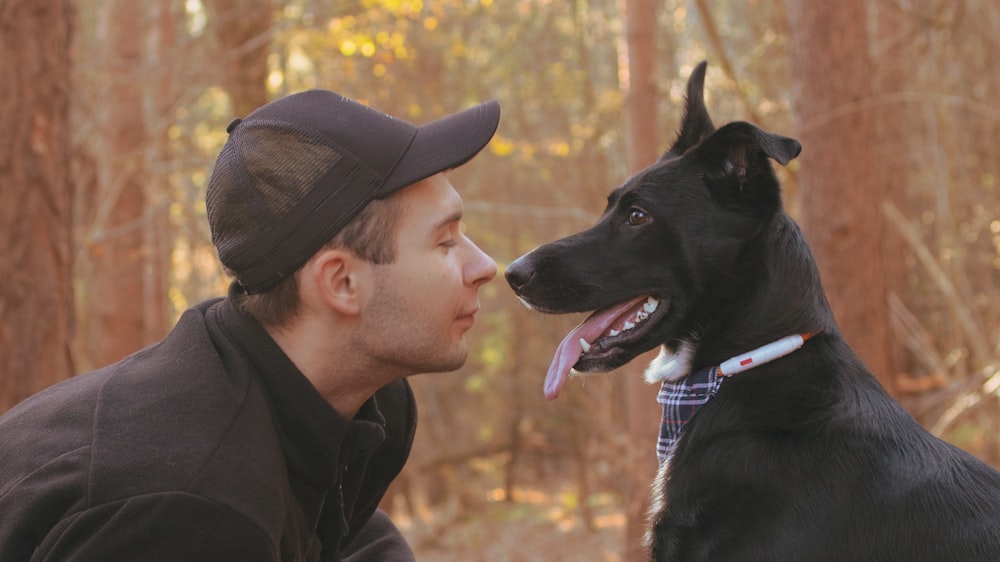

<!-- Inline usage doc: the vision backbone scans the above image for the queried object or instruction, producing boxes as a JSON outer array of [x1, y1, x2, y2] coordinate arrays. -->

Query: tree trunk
[[83, 0, 151, 367], [621, 0, 662, 558], [0, 0, 76, 412], [624, 0, 660, 172], [785, 0, 895, 391], [143, 1, 184, 336], [871, 2, 909, 385], [206, 0, 273, 116]]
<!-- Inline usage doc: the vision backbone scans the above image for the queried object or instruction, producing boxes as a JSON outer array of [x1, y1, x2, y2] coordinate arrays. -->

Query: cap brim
[[379, 99, 500, 196]]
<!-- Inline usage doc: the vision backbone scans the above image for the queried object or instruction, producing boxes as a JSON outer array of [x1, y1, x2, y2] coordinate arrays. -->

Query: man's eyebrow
[[432, 210, 463, 232]]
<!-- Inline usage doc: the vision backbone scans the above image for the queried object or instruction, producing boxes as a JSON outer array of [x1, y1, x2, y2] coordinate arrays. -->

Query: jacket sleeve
[[32, 492, 278, 562]]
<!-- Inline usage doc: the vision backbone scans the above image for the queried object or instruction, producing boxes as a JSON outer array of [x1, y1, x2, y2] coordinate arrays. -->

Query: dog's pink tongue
[[544, 296, 646, 400]]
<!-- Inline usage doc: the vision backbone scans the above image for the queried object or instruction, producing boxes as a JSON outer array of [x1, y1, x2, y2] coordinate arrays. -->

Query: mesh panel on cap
[[207, 122, 343, 269]]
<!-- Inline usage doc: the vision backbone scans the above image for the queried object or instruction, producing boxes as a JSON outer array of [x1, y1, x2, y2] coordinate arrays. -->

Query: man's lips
[[455, 306, 480, 328]]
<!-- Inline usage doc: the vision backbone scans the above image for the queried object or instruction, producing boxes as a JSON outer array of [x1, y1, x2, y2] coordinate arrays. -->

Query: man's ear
[[304, 248, 367, 317]]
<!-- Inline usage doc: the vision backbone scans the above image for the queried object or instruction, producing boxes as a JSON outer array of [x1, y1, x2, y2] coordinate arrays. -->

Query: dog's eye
[[627, 207, 650, 226]]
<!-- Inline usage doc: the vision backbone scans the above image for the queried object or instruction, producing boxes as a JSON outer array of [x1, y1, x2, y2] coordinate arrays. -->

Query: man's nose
[[466, 238, 497, 287]]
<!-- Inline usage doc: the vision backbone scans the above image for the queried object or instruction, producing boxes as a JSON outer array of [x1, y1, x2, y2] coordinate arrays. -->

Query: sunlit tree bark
[[0, 0, 76, 412], [622, 0, 663, 558], [872, 2, 910, 385], [82, 0, 153, 367], [206, 0, 273, 116], [786, 0, 895, 390]]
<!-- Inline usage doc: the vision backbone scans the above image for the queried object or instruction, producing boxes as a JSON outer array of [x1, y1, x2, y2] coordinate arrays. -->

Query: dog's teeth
[[636, 310, 648, 322], [644, 297, 658, 313], [623, 321, 635, 331], [579, 338, 591, 353], [609, 329, 620, 337]]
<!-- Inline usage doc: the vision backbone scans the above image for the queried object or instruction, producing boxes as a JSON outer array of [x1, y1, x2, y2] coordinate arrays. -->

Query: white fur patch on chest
[[643, 459, 672, 549], [643, 341, 696, 383]]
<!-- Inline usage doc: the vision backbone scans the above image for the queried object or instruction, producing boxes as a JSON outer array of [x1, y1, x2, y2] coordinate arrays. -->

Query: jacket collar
[[212, 283, 387, 488]]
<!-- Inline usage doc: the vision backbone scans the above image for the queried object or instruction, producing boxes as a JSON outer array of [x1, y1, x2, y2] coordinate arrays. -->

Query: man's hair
[[230, 195, 405, 327]]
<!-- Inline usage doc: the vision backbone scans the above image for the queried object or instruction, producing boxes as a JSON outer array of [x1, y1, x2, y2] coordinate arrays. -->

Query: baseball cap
[[206, 90, 501, 293]]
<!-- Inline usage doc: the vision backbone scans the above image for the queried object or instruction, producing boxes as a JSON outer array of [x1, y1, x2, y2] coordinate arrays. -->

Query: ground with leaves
[[399, 485, 627, 561]]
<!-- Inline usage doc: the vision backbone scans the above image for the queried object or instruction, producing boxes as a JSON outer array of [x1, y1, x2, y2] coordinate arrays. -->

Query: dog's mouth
[[544, 295, 669, 399]]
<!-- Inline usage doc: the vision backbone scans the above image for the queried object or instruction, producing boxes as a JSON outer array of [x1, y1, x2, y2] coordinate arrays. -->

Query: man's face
[[357, 173, 496, 375]]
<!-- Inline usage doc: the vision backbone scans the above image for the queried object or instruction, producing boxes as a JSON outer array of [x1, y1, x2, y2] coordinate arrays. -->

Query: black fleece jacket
[[0, 291, 416, 561]]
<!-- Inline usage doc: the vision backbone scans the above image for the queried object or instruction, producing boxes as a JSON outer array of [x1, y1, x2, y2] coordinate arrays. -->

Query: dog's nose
[[504, 256, 534, 293]]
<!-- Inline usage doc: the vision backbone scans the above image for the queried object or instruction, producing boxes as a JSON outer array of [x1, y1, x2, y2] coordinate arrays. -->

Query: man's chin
[[409, 346, 468, 376], [439, 349, 469, 373], [439, 345, 470, 373]]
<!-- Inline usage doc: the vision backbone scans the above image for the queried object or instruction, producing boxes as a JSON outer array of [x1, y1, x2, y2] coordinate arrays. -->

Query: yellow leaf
[[490, 136, 516, 157], [548, 140, 570, 157]]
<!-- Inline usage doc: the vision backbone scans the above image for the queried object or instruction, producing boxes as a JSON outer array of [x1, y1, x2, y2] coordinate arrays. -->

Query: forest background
[[3, 1, 999, 560]]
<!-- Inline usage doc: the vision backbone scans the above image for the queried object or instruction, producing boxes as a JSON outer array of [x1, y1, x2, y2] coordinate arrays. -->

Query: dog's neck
[[732, 214, 837, 335], [652, 332, 817, 465], [645, 332, 817, 384], [672, 213, 837, 376]]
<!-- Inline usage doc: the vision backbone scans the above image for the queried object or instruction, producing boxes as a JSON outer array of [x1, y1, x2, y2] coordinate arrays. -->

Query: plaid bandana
[[653, 333, 815, 466], [656, 365, 724, 465]]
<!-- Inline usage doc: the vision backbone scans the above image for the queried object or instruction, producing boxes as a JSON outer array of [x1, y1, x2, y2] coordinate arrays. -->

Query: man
[[0, 90, 500, 560]]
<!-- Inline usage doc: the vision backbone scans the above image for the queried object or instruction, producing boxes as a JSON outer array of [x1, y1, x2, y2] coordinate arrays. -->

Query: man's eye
[[627, 207, 651, 226]]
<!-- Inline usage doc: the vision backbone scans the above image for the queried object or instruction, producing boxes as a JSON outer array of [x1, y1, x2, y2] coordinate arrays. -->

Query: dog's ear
[[661, 61, 715, 161], [709, 122, 801, 166], [699, 122, 802, 210]]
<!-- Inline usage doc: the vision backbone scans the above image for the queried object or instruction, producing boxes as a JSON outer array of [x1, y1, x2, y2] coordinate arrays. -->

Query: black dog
[[506, 62, 1000, 561]]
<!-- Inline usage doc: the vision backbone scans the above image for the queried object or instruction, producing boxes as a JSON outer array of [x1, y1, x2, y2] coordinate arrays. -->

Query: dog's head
[[506, 62, 801, 398]]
